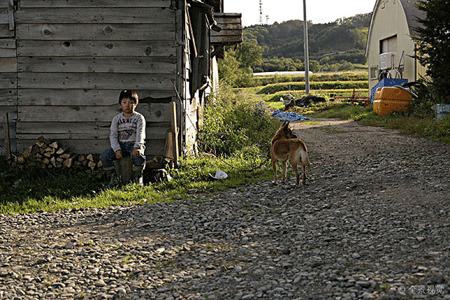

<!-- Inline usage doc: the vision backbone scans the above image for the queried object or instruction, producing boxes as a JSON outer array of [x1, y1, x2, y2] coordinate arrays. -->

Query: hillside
[[242, 13, 372, 72]]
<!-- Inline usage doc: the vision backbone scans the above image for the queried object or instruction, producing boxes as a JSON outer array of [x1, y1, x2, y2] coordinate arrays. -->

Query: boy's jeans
[[100, 142, 146, 169]]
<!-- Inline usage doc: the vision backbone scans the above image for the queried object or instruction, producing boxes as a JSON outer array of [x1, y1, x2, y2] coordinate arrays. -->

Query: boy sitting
[[100, 90, 146, 185]]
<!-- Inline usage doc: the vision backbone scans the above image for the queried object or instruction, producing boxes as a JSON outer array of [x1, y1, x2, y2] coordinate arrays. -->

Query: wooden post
[[171, 101, 179, 167], [3, 113, 11, 161], [197, 105, 203, 131], [114, 156, 133, 184], [164, 130, 175, 168]]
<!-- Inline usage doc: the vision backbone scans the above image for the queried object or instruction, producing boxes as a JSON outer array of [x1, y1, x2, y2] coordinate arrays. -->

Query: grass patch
[[320, 127, 346, 134], [0, 163, 166, 214], [264, 90, 368, 103], [0, 155, 275, 215], [314, 103, 374, 121], [302, 121, 322, 126], [312, 103, 450, 144], [359, 114, 450, 143]]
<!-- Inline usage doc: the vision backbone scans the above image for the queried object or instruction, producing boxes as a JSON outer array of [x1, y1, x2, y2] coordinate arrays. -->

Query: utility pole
[[303, 0, 310, 94]]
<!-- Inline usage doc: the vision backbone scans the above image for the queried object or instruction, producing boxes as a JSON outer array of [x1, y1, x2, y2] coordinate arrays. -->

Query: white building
[[366, 0, 427, 91]]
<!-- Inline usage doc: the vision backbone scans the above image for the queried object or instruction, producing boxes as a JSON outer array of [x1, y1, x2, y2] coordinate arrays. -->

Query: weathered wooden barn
[[0, 0, 242, 161]]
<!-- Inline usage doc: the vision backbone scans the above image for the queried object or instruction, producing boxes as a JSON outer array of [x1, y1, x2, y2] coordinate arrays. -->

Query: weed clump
[[198, 85, 280, 158]]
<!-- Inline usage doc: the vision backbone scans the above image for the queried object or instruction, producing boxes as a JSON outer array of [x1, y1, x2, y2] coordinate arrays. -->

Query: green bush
[[198, 85, 280, 157], [218, 48, 255, 88], [408, 80, 438, 118]]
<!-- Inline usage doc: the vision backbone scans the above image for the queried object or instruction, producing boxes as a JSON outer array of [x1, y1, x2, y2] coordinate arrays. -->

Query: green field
[[238, 70, 370, 110], [235, 70, 450, 146]]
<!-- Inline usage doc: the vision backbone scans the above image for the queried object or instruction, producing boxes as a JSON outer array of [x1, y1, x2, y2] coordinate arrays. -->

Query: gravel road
[[1, 118, 450, 300]]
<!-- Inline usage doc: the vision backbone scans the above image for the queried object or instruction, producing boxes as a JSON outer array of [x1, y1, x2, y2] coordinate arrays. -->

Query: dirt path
[[291, 118, 450, 204], [1, 118, 449, 299]]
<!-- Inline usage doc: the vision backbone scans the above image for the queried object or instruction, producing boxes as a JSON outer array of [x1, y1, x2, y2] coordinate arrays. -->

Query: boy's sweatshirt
[[109, 112, 146, 153]]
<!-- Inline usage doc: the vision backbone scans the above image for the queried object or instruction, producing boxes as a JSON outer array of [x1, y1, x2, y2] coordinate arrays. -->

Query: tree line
[[245, 13, 371, 72], [219, 13, 372, 86]]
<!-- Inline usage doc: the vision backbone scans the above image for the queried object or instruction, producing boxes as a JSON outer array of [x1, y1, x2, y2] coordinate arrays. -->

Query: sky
[[224, 0, 376, 27]]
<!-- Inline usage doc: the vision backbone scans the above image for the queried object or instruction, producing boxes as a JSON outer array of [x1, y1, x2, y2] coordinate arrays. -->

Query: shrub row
[[258, 81, 368, 94], [253, 71, 368, 87]]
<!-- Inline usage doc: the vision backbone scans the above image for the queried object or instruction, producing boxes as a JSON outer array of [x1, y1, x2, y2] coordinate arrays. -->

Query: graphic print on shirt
[[118, 117, 138, 142]]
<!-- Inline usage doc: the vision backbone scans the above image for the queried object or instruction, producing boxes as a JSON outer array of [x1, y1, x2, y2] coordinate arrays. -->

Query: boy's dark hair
[[118, 90, 139, 104]]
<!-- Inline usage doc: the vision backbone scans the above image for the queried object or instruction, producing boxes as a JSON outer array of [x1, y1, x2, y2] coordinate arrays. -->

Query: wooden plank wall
[[211, 13, 243, 45], [184, 95, 198, 154], [0, 0, 14, 38], [181, 2, 196, 155], [0, 0, 17, 155], [14, 0, 181, 156]]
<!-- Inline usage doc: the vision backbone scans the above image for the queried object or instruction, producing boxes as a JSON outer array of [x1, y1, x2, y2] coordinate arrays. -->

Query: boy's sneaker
[[109, 173, 119, 186], [134, 174, 144, 185], [105, 168, 119, 186]]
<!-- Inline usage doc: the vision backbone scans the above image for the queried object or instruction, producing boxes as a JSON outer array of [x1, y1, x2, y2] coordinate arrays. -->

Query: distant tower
[[259, 0, 263, 24], [266, 15, 269, 24]]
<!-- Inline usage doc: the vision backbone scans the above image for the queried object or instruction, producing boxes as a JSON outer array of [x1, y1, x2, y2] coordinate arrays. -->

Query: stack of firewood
[[11, 136, 103, 170]]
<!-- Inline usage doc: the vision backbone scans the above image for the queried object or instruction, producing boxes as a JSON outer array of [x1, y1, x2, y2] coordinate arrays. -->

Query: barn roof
[[399, 0, 425, 36]]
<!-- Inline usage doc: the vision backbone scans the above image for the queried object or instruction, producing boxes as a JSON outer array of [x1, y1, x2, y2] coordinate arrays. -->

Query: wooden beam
[[0, 88, 17, 105], [170, 101, 179, 166], [0, 38, 16, 57], [18, 73, 175, 90], [16, 23, 175, 41], [0, 11, 7, 24], [16, 138, 166, 156], [0, 57, 16, 72], [0, 24, 14, 37], [3, 112, 11, 161], [17, 103, 172, 123], [186, 7, 198, 58], [164, 130, 174, 165], [0, 73, 16, 89], [7, 0, 14, 31], [16, 8, 175, 24], [17, 122, 170, 140], [18, 57, 177, 74], [19, 0, 172, 8], [18, 89, 176, 106], [18, 40, 177, 57]]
